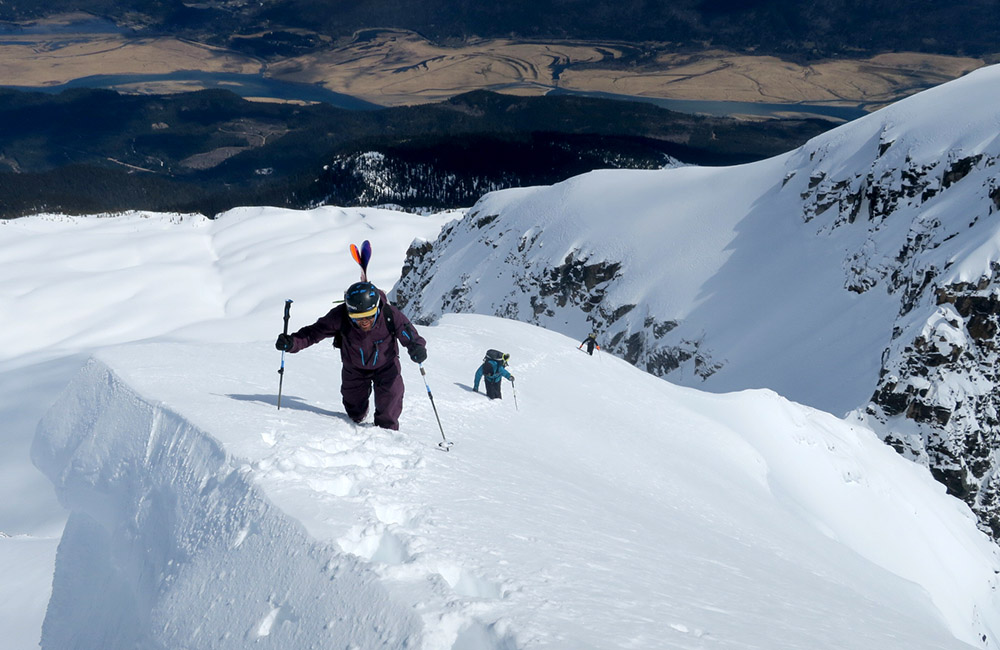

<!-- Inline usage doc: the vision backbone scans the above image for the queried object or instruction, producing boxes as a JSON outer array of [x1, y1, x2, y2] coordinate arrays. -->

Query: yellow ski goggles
[[349, 305, 379, 320]]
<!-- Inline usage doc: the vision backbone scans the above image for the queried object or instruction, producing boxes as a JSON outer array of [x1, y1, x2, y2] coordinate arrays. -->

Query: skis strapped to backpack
[[343, 240, 397, 340], [350, 240, 372, 281]]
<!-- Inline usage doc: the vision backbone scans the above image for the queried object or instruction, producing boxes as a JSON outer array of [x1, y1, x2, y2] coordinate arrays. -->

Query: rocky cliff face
[[774, 133, 1000, 538], [868, 278, 1000, 538], [394, 207, 725, 384]]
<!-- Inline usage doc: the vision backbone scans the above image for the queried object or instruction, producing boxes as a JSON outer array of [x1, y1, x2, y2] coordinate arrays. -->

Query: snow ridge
[[28, 325, 1000, 650], [31, 358, 421, 649]]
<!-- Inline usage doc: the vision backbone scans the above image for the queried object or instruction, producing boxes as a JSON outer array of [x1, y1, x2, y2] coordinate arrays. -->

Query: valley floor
[[0, 15, 985, 112]]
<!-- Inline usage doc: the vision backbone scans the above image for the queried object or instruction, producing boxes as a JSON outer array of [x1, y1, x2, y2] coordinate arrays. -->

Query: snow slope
[[32, 316, 1000, 649], [394, 64, 1000, 417], [0, 206, 455, 648], [393, 155, 894, 415], [392, 63, 1000, 541]]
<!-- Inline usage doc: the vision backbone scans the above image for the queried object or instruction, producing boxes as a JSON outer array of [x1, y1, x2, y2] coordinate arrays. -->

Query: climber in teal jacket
[[474, 351, 514, 400]]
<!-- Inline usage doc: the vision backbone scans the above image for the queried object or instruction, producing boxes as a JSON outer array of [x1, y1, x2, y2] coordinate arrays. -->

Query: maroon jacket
[[288, 294, 426, 371]]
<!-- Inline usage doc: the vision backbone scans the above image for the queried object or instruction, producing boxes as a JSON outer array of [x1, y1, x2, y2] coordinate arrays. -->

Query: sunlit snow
[[5, 66, 1000, 649]]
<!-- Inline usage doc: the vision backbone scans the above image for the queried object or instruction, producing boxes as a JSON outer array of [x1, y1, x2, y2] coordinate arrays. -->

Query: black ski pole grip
[[282, 299, 293, 335]]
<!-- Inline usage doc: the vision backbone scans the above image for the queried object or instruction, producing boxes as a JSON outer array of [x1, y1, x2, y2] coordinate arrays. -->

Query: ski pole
[[277, 299, 293, 410], [419, 363, 452, 451], [511, 378, 518, 410]]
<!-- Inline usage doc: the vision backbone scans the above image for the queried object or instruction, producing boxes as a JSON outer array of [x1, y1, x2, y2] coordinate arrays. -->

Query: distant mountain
[[0, 88, 831, 218], [3, 0, 998, 59], [393, 64, 1000, 540]]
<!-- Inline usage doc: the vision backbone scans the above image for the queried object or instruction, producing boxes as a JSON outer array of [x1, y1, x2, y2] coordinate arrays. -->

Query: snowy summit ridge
[[394, 64, 1000, 540]]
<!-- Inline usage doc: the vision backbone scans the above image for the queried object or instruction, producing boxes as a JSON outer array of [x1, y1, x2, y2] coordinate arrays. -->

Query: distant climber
[[275, 281, 427, 430], [579, 332, 600, 356], [474, 349, 514, 400]]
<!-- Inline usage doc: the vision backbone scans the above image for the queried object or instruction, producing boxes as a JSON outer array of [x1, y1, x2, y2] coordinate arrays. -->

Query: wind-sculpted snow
[[0, 205, 459, 645], [31, 358, 422, 649], [30, 321, 1000, 649], [394, 64, 1000, 540]]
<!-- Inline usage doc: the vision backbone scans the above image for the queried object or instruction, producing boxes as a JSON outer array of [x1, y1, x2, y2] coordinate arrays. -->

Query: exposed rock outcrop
[[395, 209, 723, 383]]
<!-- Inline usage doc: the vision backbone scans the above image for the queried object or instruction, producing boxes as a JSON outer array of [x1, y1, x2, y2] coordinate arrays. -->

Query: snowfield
[[31, 319, 1000, 648]]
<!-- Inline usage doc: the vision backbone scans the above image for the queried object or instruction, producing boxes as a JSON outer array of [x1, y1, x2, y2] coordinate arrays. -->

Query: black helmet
[[344, 281, 380, 318]]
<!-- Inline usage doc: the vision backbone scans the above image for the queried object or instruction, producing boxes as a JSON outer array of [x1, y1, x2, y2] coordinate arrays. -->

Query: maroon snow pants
[[341, 359, 404, 430]]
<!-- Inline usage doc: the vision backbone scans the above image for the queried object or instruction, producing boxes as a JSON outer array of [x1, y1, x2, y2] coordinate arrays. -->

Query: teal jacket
[[474, 359, 513, 390]]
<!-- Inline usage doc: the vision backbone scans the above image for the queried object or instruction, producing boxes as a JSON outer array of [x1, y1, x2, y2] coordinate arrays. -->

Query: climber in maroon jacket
[[275, 281, 427, 430]]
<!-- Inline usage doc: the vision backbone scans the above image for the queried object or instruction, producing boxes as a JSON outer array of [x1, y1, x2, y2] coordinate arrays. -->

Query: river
[[4, 73, 867, 121]]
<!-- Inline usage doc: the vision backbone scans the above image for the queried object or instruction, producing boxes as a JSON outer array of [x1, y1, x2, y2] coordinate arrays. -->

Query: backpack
[[482, 349, 507, 378]]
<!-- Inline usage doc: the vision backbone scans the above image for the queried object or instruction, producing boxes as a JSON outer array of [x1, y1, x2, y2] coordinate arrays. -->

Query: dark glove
[[275, 333, 294, 352], [408, 344, 427, 363], [508, 374, 515, 381]]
